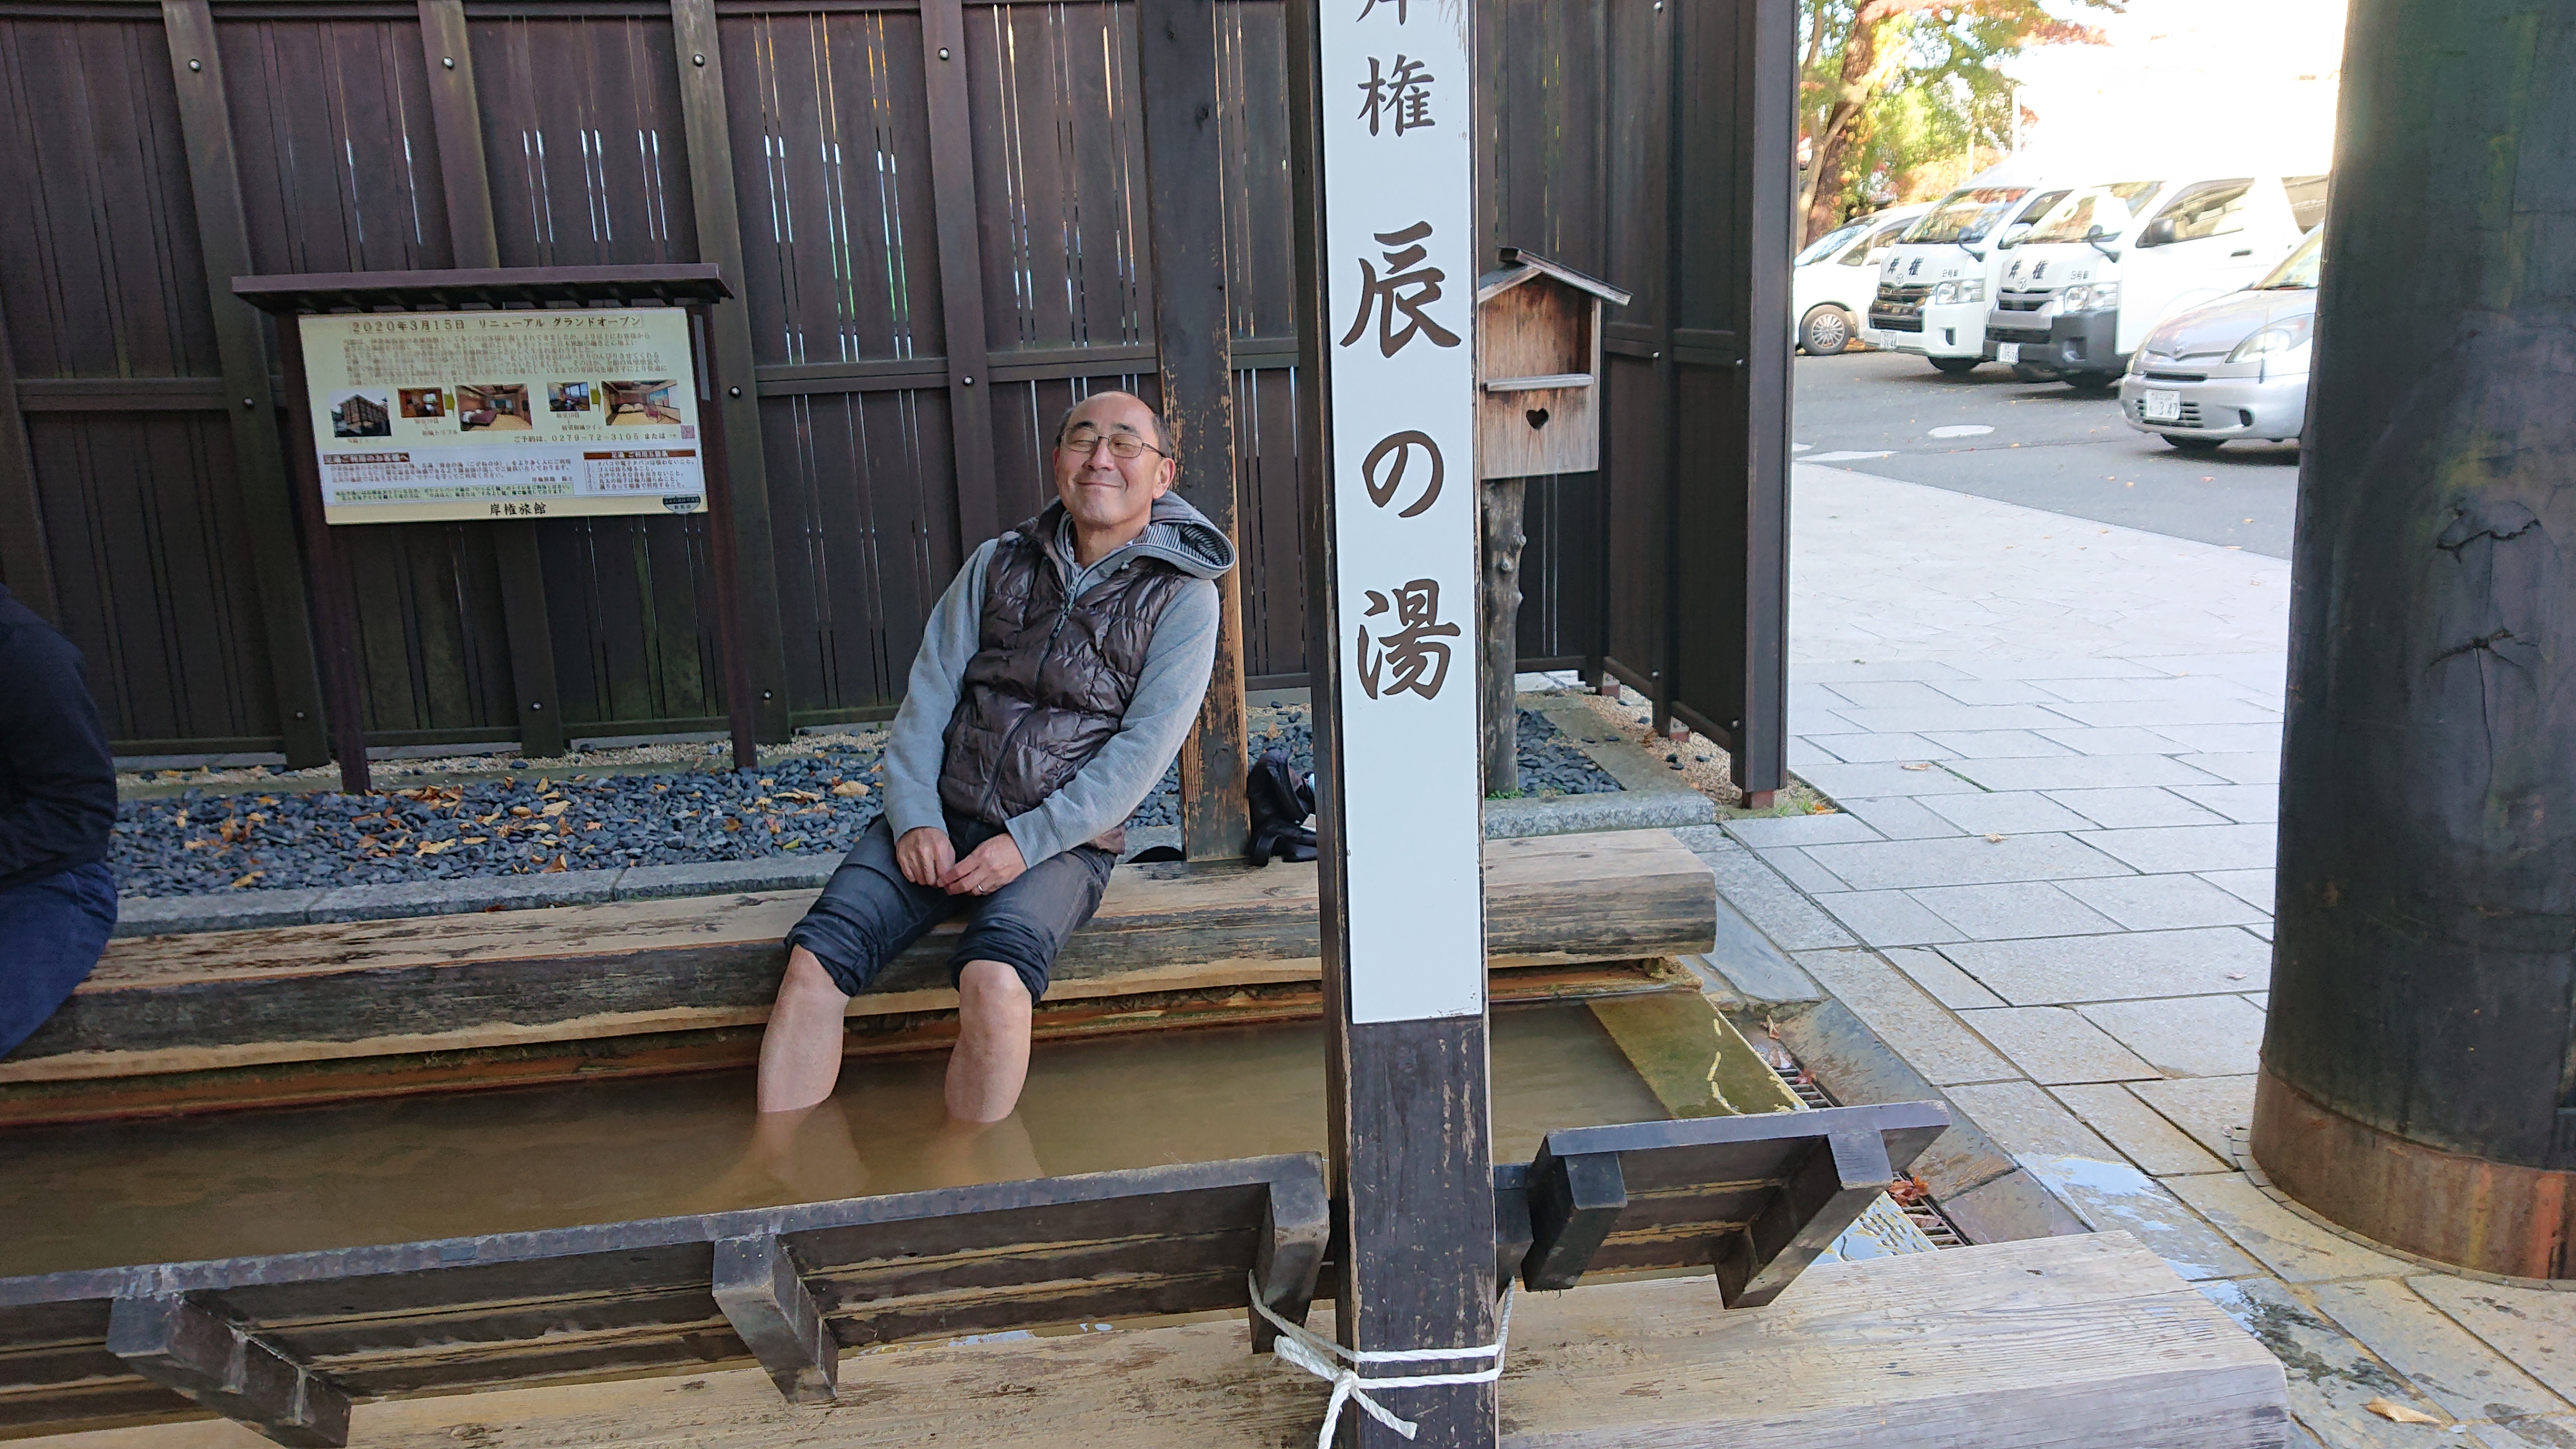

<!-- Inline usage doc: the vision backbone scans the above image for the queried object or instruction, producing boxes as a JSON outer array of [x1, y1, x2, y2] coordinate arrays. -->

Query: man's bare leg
[[757, 946, 851, 1114], [946, 959, 1034, 1123]]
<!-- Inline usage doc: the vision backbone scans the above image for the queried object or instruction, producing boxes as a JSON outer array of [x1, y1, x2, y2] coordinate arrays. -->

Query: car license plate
[[2143, 389, 2183, 423], [1996, 342, 2021, 365]]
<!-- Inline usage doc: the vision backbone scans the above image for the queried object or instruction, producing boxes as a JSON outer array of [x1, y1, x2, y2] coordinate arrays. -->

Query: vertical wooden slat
[[1732, 0, 1794, 804], [916, 0, 1000, 550], [672, 0, 792, 742], [0, 293, 56, 619], [418, 0, 565, 757], [159, 0, 332, 768], [1138, 0, 1250, 862], [272, 316, 370, 794]]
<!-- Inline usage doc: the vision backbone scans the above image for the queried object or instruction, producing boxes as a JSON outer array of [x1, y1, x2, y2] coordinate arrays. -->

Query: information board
[[1318, 0, 1485, 1024], [297, 309, 708, 524]]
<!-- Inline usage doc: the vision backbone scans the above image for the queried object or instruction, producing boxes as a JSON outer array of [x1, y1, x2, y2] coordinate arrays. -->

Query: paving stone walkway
[[1688, 465, 2574, 1449]]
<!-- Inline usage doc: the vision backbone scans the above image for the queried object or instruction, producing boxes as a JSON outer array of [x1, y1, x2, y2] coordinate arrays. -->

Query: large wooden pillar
[[2252, 0, 2576, 1280], [1289, 0, 1497, 1442], [1137, 0, 1253, 862]]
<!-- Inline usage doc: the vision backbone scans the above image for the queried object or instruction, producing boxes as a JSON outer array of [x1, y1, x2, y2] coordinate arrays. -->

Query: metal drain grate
[[1770, 1059, 1969, 1248]]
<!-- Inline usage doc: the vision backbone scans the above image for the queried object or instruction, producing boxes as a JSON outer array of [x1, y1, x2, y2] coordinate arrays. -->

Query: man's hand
[[896, 826, 956, 887], [940, 832, 1027, 896]]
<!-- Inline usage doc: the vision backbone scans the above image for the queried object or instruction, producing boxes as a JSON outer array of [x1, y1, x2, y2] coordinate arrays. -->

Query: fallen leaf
[[510, 805, 536, 818], [463, 836, 487, 845], [1900, 762, 1934, 771], [542, 854, 569, 873], [832, 780, 872, 798], [230, 872, 263, 889], [1983, 833, 2005, 844], [418, 839, 454, 855], [2227, 972, 2248, 981], [541, 801, 569, 817], [2364, 1399, 2441, 1426]]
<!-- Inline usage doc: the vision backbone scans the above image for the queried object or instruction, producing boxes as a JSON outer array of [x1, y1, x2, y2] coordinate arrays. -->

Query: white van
[[1860, 173, 2070, 373], [1791, 203, 1929, 354], [1983, 172, 2329, 389]]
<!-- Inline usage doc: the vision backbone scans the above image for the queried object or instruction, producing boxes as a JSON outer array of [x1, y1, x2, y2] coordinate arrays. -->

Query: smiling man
[[757, 391, 1234, 1124]]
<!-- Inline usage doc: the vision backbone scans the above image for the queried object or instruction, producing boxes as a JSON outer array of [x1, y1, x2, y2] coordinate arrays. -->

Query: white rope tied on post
[[1247, 1271, 1517, 1449]]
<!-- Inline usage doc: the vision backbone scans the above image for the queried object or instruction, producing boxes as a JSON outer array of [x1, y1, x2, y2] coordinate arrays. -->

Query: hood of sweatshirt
[[1035, 491, 1238, 586]]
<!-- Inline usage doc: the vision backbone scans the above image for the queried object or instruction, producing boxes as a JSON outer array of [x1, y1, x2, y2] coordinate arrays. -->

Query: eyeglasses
[[1060, 427, 1167, 461]]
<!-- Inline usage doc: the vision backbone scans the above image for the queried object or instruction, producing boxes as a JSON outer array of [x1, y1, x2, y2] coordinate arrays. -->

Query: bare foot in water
[[702, 1097, 872, 1212], [917, 1111, 1042, 1190]]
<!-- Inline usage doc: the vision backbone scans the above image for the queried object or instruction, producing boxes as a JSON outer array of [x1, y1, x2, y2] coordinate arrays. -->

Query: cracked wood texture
[[2255, 0, 2576, 1278], [2, 830, 1712, 1087]]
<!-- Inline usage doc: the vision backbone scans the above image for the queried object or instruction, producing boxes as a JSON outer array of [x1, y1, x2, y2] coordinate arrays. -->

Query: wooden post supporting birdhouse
[[1474, 252, 1631, 794]]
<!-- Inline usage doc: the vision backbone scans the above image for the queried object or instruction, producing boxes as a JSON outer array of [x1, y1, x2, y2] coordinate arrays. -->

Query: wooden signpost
[[1289, 0, 1497, 1442]]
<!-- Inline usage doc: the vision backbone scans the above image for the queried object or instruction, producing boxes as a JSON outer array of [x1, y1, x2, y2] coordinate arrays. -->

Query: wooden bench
[[0, 1154, 1332, 1446], [0, 831, 1714, 1121]]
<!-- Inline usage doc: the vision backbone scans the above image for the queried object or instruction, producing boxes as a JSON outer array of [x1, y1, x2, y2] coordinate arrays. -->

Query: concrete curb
[[1484, 789, 1713, 837], [113, 855, 840, 939]]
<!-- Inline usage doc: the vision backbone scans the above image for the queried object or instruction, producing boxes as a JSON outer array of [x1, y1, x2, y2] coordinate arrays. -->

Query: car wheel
[[2065, 372, 2119, 394], [1800, 306, 1854, 357], [1930, 356, 1980, 376], [2163, 435, 2225, 453]]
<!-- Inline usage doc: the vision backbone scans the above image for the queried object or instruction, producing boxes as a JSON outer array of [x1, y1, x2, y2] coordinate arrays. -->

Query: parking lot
[[1793, 349, 2302, 558]]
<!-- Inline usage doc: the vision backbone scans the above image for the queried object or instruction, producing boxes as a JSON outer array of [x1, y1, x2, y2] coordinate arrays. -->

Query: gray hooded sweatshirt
[[879, 492, 1236, 866]]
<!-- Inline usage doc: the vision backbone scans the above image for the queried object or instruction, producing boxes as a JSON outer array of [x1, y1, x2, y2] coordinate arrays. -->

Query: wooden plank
[[63, 1235, 2284, 1449], [105, 1294, 351, 1448], [670, 0, 791, 745], [3, 1155, 1331, 1437], [158, 0, 332, 768], [1137, 0, 1251, 864], [916, 0, 1001, 551], [2, 829, 1717, 1085], [0, 291, 55, 618], [711, 1236, 836, 1404], [415, 0, 565, 759], [270, 316, 372, 795]]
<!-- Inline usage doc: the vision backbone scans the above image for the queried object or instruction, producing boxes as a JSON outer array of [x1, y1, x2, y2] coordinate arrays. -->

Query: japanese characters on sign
[[1319, 0, 1482, 1023], [297, 309, 708, 525]]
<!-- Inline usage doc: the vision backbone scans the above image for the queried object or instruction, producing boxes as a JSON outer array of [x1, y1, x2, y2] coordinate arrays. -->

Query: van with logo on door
[[1860, 167, 2070, 375], [1981, 171, 2329, 390]]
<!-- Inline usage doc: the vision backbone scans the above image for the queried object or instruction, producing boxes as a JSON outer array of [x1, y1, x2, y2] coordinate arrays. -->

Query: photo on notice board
[[548, 382, 593, 413], [397, 387, 446, 420], [457, 383, 532, 432], [329, 389, 393, 438], [604, 380, 681, 427]]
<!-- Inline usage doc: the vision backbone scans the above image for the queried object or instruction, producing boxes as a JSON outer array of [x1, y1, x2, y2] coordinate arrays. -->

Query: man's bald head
[[1053, 391, 1173, 459]]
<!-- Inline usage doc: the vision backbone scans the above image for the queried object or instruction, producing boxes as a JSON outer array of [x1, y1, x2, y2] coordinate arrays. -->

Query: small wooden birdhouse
[[1474, 248, 1632, 480]]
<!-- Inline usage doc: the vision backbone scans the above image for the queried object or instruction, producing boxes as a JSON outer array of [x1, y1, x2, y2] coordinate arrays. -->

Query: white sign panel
[[299, 309, 707, 524], [1319, 0, 1484, 1023]]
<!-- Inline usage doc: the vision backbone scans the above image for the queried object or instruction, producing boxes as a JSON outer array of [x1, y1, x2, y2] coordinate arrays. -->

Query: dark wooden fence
[[0, 0, 1788, 793]]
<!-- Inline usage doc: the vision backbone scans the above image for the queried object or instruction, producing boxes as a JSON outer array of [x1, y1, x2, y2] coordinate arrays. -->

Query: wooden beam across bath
[[3, 831, 1714, 1096]]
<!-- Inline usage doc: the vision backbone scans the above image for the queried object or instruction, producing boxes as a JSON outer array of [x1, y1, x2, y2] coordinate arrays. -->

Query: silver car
[[2118, 227, 2322, 451]]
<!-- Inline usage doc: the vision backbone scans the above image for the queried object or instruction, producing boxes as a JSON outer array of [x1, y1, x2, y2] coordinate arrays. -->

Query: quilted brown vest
[[937, 510, 1191, 853]]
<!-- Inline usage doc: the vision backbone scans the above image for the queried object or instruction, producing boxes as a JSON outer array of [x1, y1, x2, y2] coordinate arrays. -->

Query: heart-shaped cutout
[[1525, 407, 1550, 430]]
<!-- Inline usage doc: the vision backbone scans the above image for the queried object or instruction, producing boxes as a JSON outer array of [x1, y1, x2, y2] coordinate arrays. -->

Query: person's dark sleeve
[[0, 628, 118, 880]]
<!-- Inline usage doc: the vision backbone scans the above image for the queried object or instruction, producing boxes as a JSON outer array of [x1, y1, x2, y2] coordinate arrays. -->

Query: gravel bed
[[113, 706, 1621, 897]]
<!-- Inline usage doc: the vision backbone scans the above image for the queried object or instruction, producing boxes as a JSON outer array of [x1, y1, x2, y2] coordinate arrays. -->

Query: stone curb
[[1483, 789, 1713, 837]]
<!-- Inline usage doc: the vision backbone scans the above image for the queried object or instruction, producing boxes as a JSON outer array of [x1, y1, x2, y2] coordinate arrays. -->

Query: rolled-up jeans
[[785, 812, 1115, 1004], [0, 861, 118, 1059]]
